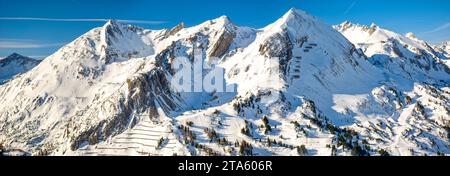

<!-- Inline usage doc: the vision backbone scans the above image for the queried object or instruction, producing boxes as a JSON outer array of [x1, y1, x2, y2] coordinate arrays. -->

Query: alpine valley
[[0, 8, 448, 156]]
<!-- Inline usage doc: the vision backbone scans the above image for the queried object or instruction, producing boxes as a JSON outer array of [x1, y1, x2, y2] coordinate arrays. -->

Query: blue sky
[[0, 0, 449, 59]]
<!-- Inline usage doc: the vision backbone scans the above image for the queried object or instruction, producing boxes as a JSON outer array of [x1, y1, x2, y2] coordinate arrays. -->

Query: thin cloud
[[0, 17, 167, 25], [28, 55, 48, 59], [423, 22, 450, 34], [0, 55, 47, 59], [0, 38, 36, 42], [0, 40, 65, 49], [344, 0, 358, 15]]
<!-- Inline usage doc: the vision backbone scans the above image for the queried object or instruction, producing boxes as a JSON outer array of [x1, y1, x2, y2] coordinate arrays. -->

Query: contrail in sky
[[344, 0, 358, 15], [0, 17, 167, 24], [423, 22, 450, 34]]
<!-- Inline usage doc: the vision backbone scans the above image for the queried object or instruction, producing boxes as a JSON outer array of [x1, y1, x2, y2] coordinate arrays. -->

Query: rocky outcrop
[[169, 22, 185, 36], [68, 67, 182, 151], [258, 31, 293, 75], [207, 27, 236, 58]]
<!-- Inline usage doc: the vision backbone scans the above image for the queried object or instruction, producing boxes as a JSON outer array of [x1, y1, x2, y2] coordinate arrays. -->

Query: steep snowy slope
[[0, 21, 184, 155], [434, 41, 450, 57], [0, 8, 448, 156], [334, 21, 450, 84], [434, 41, 450, 66], [0, 53, 40, 84], [333, 22, 450, 155]]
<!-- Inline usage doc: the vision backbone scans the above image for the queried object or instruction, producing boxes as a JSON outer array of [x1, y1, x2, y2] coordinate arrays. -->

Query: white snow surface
[[0, 53, 41, 84], [0, 8, 449, 156]]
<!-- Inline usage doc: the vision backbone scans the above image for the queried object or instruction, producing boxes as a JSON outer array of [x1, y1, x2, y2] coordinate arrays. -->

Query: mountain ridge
[[334, 21, 450, 85], [0, 53, 41, 85], [0, 8, 448, 156]]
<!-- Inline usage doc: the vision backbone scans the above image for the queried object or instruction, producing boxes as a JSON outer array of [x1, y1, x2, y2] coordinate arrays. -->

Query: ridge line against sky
[[0, 0, 449, 58]]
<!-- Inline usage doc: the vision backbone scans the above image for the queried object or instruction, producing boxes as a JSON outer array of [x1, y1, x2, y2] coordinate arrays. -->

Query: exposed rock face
[[405, 32, 417, 40], [258, 31, 293, 75], [0, 9, 449, 156], [68, 67, 182, 150], [334, 21, 353, 31], [207, 28, 236, 58], [334, 21, 377, 35], [100, 20, 155, 64], [169, 22, 185, 36]]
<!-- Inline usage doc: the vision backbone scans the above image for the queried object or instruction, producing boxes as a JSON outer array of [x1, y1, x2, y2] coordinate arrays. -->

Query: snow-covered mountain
[[0, 53, 41, 84], [334, 22, 450, 156], [334, 21, 450, 84], [434, 41, 450, 64], [0, 8, 448, 156]]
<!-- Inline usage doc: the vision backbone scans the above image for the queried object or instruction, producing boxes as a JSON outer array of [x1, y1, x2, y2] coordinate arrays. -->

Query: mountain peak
[[284, 8, 308, 18], [334, 21, 354, 30], [1, 9, 449, 157], [439, 40, 450, 46], [340, 20, 352, 26], [100, 19, 131, 45], [0, 52, 40, 84], [102, 19, 126, 30], [217, 15, 230, 22], [266, 8, 316, 31], [280, 8, 311, 22], [334, 21, 379, 31], [199, 15, 236, 32], [370, 22, 378, 29], [8, 52, 22, 58], [106, 19, 115, 24], [210, 15, 233, 27], [405, 32, 417, 40], [3, 53, 36, 61]]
